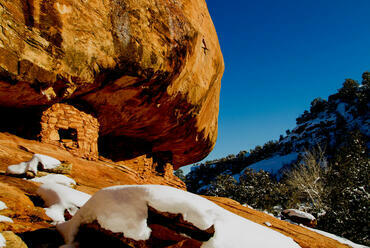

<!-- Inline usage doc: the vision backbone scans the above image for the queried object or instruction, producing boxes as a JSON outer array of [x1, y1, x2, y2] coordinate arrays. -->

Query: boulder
[[1, 231, 28, 248], [281, 209, 317, 228], [0, 0, 224, 167]]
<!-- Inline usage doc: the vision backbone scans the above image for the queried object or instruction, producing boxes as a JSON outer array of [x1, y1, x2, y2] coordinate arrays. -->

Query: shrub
[[283, 147, 329, 213]]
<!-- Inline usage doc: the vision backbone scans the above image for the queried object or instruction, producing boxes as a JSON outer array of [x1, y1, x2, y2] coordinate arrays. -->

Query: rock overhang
[[0, 0, 224, 168]]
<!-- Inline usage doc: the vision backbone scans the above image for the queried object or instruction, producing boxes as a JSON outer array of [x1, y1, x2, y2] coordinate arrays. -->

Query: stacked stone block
[[40, 103, 99, 160]]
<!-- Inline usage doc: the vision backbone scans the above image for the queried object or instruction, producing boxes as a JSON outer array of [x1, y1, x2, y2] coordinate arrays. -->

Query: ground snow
[[57, 185, 301, 248], [31, 174, 76, 188], [0, 233, 5, 248], [0, 215, 13, 223], [0, 201, 7, 211], [7, 154, 61, 175], [304, 227, 368, 248], [37, 183, 91, 224]]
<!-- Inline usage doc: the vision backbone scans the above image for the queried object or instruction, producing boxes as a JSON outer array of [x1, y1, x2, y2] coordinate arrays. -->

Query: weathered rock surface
[[0, 179, 52, 233], [0, 0, 224, 167], [1, 231, 28, 248], [0, 132, 185, 196]]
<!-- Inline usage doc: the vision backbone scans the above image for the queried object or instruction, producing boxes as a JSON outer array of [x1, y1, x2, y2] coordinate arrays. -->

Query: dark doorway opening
[[58, 128, 78, 149]]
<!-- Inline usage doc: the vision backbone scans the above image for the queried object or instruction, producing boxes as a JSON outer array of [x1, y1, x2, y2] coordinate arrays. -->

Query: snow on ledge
[[37, 183, 91, 224], [0, 215, 13, 223], [31, 174, 76, 188], [6, 154, 61, 175], [0, 201, 7, 211], [57, 185, 301, 248], [0, 233, 5, 248]]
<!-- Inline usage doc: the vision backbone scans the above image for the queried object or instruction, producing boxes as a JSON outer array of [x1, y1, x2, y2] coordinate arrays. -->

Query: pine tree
[[174, 169, 185, 182]]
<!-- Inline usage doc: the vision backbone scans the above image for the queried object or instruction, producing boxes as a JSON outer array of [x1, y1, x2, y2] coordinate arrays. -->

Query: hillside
[[187, 73, 369, 192], [185, 73, 369, 246]]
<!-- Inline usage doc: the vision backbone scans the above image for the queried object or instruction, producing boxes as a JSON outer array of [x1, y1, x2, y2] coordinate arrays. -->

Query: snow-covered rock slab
[[31, 174, 76, 188], [57, 185, 301, 248], [37, 183, 91, 224], [7, 154, 61, 176]]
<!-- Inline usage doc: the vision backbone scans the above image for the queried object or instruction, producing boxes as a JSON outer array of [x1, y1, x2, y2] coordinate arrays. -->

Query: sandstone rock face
[[1, 231, 28, 248], [0, 0, 224, 167]]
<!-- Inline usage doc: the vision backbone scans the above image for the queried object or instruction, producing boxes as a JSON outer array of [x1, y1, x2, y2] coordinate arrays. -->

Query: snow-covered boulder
[[281, 209, 317, 227], [6, 154, 61, 177], [57, 185, 301, 248]]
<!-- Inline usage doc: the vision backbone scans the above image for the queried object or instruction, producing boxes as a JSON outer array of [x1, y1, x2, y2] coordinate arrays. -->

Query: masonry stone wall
[[40, 103, 99, 160]]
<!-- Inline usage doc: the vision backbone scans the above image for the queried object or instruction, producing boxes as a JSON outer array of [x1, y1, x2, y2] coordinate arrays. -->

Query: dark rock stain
[[21, 0, 35, 28]]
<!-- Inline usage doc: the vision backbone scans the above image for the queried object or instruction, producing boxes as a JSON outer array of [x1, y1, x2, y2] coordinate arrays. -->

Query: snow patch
[[305, 227, 367, 248], [37, 183, 91, 224], [264, 222, 272, 227], [283, 209, 315, 221], [0, 215, 13, 223], [7, 154, 61, 175], [31, 174, 76, 188], [234, 153, 299, 181], [58, 185, 301, 248], [0, 233, 5, 248], [0, 201, 7, 211]]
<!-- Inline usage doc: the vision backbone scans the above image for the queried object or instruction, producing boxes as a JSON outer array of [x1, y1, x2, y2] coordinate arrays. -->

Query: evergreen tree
[[174, 169, 185, 182], [206, 174, 237, 197], [320, 131, 370, 245], [337, 79, 359, 102]]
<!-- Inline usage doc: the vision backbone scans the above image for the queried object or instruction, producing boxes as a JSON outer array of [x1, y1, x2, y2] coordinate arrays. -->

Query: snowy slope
[[233, 153, 299, 181], [304, 227, 368, 248], [57, 185, 301, 248]]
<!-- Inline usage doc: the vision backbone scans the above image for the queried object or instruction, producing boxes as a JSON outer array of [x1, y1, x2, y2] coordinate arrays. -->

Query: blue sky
[[182, 0, 370, 173]]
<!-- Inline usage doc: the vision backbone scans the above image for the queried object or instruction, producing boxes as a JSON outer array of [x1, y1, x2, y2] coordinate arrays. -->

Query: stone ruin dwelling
[[39, 103, 99, 160]]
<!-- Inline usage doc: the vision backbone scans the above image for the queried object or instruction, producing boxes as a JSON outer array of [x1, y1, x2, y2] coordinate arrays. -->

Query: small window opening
[[58, 128, 78, 149]]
